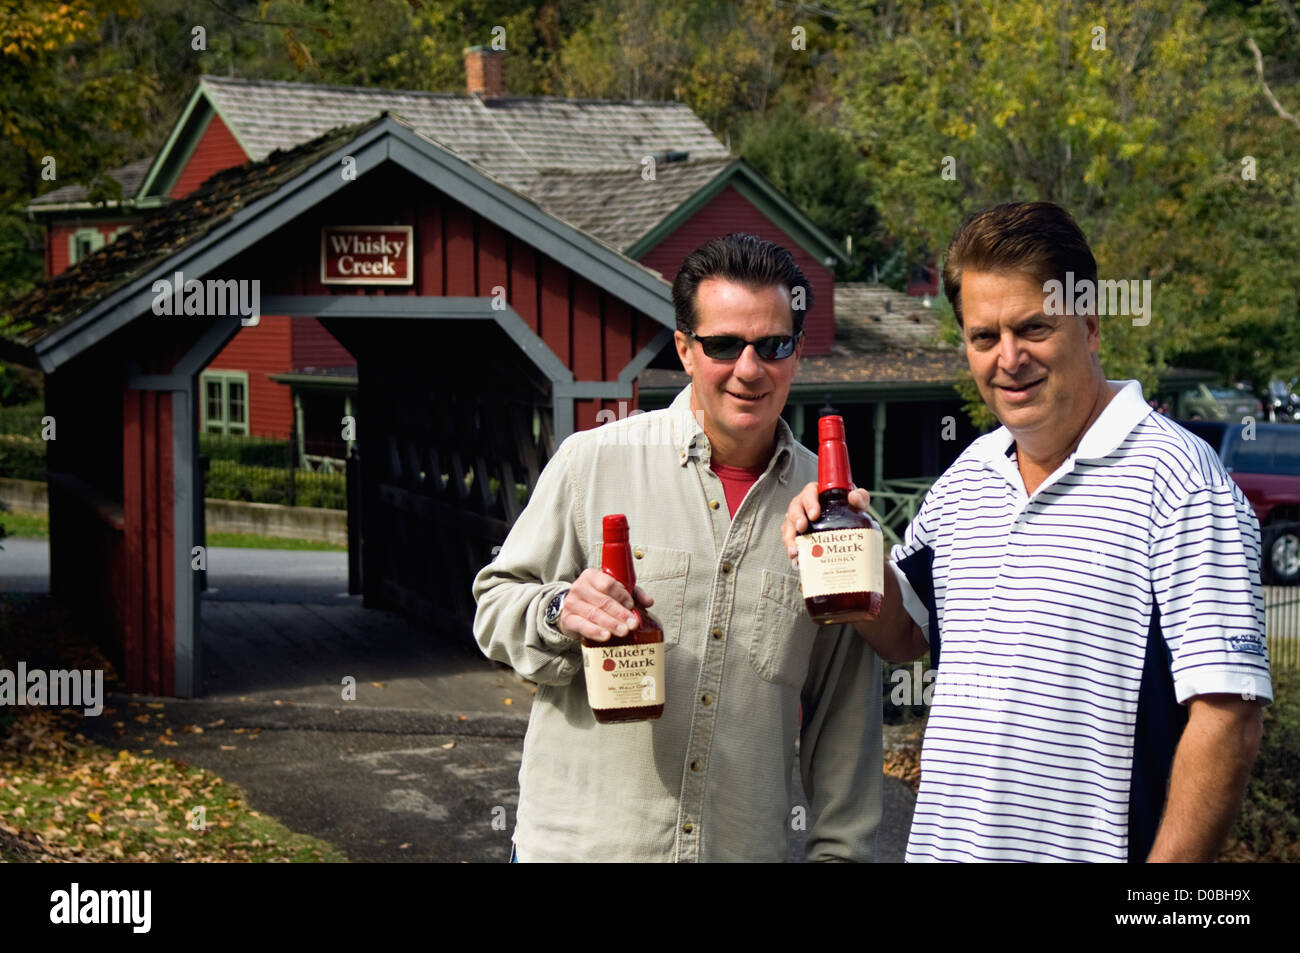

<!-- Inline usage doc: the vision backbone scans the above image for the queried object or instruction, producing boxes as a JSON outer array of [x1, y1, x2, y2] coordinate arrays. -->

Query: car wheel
[[1263, 522, 1300, 586]]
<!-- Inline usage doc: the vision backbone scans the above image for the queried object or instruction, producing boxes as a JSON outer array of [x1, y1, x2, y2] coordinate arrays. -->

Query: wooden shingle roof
[[28, 158, 153, 209], [196, 76, 732, 192], [4, 113, 680, 370], [4, 120, 377, 350], [521, 158, 734, 251]]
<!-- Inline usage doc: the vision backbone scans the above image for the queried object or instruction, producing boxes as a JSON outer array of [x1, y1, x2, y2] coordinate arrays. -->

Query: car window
[[1275, 429, 1300, 476], [1227, 431, 1274, 472]]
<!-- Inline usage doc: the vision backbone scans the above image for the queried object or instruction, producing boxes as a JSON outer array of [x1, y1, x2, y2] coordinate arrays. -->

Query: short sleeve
[[1151, 480, 1273, 704], [888, 473, 948, 639]]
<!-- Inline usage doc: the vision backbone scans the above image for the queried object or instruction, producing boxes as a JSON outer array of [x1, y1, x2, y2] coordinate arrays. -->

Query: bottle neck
[[601, 539, 637, 592], [817, 438, 853, 493]]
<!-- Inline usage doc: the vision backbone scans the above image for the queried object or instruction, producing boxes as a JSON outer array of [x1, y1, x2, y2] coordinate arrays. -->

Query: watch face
[[546, 593, 564, 624]]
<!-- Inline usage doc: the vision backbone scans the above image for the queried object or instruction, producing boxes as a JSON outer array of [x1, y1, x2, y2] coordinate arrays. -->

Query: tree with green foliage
[[832, 0, 1300, 426], [734, 96, 901, 284]]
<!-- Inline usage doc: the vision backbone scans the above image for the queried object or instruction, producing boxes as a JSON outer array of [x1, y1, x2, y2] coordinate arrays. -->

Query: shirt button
[[709, 499, 720, 510], [633, 549, 644, 559], [690, 760, 702, 772], [682, 822, 694, 834], [721, 561, 732, 574], [701, 693, 713, 706], [711, 626, 724, 640]]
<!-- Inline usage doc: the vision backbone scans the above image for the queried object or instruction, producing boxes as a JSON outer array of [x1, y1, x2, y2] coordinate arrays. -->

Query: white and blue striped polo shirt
[[892, 380, 1273, 862]]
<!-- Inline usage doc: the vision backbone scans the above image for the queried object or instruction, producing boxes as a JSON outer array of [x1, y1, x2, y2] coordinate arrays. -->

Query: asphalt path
[[75, 696, 915, 863], [1, 540, 916, 861]]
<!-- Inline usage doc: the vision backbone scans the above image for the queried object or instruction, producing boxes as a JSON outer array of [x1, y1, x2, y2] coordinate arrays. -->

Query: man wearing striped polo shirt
[[784, 202, 1271, 862]]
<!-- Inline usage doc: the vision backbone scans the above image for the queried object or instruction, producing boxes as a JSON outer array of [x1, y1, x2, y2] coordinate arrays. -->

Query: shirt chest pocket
[[749, 569, 818, 687], [592, 543, 690, 649]]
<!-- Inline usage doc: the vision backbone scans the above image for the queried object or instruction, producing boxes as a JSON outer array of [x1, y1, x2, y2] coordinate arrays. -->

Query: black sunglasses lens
[[700, 336, 746, 359], [696, 334, 796, 359], [754, 336, 795, 359]]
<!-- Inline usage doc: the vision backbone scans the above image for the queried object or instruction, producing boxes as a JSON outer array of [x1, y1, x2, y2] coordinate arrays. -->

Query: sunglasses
[[686, 330, 802, 361]]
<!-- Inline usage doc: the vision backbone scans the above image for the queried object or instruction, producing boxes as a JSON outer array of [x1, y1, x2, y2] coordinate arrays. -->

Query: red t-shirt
[[709, 461, 767, 517]]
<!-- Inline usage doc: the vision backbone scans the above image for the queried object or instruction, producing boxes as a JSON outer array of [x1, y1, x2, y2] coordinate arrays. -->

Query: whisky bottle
[[796, 415, 885, 624], [582, 514, 665, 723]]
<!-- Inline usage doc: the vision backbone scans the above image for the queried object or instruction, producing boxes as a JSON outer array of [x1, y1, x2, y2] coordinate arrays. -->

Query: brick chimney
[[463, 46, 505, 98]]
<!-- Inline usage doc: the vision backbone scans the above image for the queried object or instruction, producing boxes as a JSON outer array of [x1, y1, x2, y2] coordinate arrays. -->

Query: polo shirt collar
[[975, 379, 1151, 470], [669, 383, 796, 483]]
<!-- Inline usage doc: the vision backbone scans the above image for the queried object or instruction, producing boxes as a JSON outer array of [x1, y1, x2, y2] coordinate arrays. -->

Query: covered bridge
[[2, 113, 680, 697]]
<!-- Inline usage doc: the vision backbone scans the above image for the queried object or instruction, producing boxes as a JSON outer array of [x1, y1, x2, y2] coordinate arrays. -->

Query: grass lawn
[[0, 510, 48, 540], [0, 596, 346, 863], [1, 509, 344, 551], [206, 532, 345, 551]]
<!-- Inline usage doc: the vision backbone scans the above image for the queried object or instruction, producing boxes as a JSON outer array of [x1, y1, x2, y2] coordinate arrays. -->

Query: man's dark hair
[[672, 233, 812, 335], [942, 202, 1097, 326]]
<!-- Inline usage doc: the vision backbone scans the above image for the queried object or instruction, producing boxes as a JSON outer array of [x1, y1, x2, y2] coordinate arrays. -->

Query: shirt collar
[[669, 383, 797, 484], [975, 379, 1152, 467]]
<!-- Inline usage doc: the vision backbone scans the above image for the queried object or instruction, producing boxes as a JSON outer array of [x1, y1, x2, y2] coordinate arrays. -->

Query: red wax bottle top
[[817, 414, 853, 492], [600, 513, 638, 622], [602, 514, 629, 542]]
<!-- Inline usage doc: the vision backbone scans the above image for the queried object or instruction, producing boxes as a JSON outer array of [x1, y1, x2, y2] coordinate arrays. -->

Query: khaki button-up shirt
[[472, 384, 883, 862]]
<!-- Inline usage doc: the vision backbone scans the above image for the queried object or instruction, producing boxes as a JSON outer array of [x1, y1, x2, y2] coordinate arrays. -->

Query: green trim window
[[201, 370, 250, 435], [68, 227, 105, 266]]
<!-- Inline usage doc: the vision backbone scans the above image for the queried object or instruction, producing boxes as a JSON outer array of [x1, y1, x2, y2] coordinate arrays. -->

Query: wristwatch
[[543, 588, 569, 633]]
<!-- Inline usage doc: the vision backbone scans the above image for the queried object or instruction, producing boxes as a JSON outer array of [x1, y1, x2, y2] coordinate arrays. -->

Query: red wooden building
[[8, 113, 703, 696], [10, 59, 971, 700], [28, 57, 849, 458]]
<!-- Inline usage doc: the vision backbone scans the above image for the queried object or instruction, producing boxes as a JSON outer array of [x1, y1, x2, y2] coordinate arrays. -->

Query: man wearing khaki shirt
[[472, 233, 882, 862]]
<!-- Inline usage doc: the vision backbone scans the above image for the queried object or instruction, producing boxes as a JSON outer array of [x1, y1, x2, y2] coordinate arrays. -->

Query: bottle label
[[797, 528, 884, 599], [582, 641, 665, 710]]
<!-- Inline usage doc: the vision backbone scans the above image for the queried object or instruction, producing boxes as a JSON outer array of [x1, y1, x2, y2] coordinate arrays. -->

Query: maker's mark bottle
[[796, 415, 885, 624], [581, 514, 665, 723]]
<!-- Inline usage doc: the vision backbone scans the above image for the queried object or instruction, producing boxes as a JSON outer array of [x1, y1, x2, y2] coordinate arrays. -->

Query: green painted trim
[[786, 382, 961, 402], [140, 77, 253, 201], [200, 369, 250, 435], [729, 164, 850, 265], [625, 164, 734, 259], [626, 159, 850, 267], [203, 86, 254, 158], [138, 85, 208, 198], [159, 110, 216, 199], [27, 201, 138, 215], [67, 227, 106, 266], [267, 372, 358, 390]]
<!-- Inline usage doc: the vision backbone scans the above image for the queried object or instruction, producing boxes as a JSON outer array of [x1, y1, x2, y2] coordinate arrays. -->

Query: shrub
[[202, 460, 344, 509], [0, 434, 46, 480], [199, 433, 291, 467], [1223, 665, 1300, 862]]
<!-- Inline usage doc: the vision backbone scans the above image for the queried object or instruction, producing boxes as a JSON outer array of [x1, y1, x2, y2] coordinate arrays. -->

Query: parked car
[[1180, 384, 1264, 422], [1176, 419, 1300, 584]]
